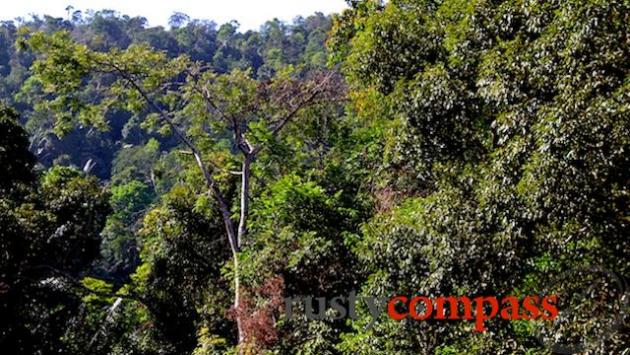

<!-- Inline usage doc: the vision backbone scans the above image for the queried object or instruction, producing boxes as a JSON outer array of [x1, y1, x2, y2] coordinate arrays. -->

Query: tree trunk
[[234, 157, 251, 352], [232, 250, 244, 349], [237, 157, 251, 249], [193, 151, 245, 348]]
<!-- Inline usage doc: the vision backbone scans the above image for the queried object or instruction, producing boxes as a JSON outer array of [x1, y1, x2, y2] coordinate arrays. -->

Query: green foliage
[[0, 10, 338, 354], [0, 114, 111, 353], [0, 12, 333, 181], [98, 180, 154, 281], [331, 0, 630, 353], [40, 165, 112, 273], [128, 185, 234, 354], [81, 276, 115, 304], [246, 174, 359, 287], [239, 174, 362, 353], [110, 180, 154, 223], [0, 105, 36, 195], [1, 2, 628, 354]]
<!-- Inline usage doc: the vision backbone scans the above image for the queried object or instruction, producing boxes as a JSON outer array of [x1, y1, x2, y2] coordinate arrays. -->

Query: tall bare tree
[[24, 30, 345, 348]]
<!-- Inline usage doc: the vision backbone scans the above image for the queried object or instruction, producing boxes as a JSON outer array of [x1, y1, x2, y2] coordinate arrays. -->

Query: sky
[[1, 0, 349, 31]]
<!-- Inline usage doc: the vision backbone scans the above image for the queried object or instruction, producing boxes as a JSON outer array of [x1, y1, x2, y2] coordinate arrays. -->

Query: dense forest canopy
[[1, 9, 332, 178], [1, 1, 629, 354]]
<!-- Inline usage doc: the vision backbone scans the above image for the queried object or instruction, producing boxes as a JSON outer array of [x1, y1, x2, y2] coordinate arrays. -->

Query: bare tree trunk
[[232, 250, 244, 348], [237, 157, 251, 249], [106, 64, 340, 352], [234, 157, 252, 353], [193, 151, 245, 349]]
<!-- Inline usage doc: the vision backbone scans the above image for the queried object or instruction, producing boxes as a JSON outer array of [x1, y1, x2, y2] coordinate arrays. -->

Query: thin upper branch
[[252, 71, 343, 156]]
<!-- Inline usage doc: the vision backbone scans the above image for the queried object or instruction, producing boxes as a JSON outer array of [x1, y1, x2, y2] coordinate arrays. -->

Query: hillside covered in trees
[[1, 1, 629, 354]]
